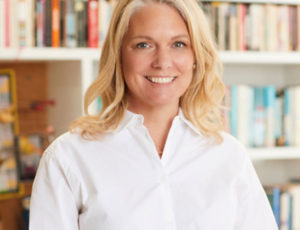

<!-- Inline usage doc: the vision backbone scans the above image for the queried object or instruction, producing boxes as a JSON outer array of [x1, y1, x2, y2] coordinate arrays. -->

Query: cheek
[[122, 51, 148, 77], [174, 51, 194, 73]]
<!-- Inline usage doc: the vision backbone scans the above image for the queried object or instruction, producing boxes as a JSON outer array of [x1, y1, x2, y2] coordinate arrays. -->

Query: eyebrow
[[130, 34, 190, 40]]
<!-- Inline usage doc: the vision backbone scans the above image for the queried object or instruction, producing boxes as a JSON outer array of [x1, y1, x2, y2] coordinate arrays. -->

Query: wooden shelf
[[247, 147, 300, 160]]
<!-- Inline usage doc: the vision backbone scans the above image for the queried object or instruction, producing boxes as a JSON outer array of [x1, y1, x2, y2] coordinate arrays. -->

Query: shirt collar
[[117, 108, 203, 136], [178, 109, 203, 136]]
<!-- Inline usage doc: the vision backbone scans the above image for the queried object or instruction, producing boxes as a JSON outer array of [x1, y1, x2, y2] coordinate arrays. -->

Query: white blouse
[[29, 110, 278, 230]]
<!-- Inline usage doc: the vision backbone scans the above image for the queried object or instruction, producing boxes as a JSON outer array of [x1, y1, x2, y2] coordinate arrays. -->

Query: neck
[[127, 103, 179, 157]]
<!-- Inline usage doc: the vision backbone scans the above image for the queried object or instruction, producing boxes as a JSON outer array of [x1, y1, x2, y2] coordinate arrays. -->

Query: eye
[[136, 42, 150, 49], [173, 41, 186, 48]]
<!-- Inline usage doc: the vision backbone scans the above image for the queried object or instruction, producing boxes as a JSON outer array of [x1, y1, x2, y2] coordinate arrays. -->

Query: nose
[[151, 47, 172, 70]]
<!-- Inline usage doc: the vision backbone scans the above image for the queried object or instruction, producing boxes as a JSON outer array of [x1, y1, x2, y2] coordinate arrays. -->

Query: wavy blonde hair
[[70, 0, 225, 142]]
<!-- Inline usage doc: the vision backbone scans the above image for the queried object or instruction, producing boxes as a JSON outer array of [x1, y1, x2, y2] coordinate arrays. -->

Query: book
[[88, 0, 98, 48], [65, 0, 76, 47], [253, 87, 266, 147], [52, 0, 60, 47], [59, 0, 65, 47], [263, 85, 276, 147], [0, 0, 5, 48], [45, 0, 52, 47]]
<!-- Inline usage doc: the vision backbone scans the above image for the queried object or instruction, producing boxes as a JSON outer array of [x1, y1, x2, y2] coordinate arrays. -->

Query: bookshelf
[[0, 0, 299, 229]]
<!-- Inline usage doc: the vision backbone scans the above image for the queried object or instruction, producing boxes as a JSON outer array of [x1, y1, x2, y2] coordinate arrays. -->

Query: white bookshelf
[[0, 0, 299, 185], [2, 48, 300, 64], [248, 147, 300, 160], [219, 51, 300, 64], [0, 48, 101, 61]]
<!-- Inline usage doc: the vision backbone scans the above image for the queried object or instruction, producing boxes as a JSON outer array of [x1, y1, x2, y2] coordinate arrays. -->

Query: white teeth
[[146, 76, 175, 84]]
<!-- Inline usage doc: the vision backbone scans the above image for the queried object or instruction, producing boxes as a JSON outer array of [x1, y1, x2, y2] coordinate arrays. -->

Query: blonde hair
[[70, 0, 225, 142]]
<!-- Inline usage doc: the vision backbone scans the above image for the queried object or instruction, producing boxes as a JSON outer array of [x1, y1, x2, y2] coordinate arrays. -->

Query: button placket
[[159, 168, 177, 230]]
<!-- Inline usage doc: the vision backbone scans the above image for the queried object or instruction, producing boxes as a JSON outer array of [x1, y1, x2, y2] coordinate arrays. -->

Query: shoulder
[[42, 132, 94, 164], [219, 131, 246, 153], [214, 131, 248, 164]]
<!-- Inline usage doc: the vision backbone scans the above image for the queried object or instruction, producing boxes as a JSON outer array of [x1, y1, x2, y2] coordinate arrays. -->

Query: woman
[[29, 0, 278, 229]]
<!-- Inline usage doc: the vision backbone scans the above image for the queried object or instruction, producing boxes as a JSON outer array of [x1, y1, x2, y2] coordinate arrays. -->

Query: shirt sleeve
[[234, 152, 279, 230], [29, 143, 80, 230]]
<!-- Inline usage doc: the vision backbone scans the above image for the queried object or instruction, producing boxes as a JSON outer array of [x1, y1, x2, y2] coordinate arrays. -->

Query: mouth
[[145, 76, 177, 84]]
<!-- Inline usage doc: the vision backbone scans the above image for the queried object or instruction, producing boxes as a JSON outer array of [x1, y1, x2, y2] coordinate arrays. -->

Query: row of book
[[1, 0, 299, 50], [0, 0, 117, 48], [224, 85, 300, 148], [265, 183, 300, 230], [201, 2, 300, 51]]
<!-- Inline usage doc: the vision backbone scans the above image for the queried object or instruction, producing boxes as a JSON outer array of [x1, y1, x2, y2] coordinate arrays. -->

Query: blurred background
[[0, 0, 300, 229]]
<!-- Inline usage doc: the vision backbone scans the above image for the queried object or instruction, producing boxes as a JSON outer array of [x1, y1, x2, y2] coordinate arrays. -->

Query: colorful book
[[263, 85, 276, 147], [52, 0, 60, 47], [65, 0, 76, 47], [88, 0, 98, 48]]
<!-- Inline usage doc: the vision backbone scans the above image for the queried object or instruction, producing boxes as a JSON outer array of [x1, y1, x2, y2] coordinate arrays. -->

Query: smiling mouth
[[145, 76, 177, 84]]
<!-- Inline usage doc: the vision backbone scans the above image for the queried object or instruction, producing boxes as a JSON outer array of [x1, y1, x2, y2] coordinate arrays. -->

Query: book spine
[[83, 0, 88, 47], [4, 0, 10, 47], [229, 3, 237, 51], [288, 6, 296, 51], [211, 2, 219, 48], [65, 0, 76, 47], [237, 85, 252, 146], [218, 3, 227, 50], [25, 0, 34, 47], [263, 85, 276, 147], [294, 86, 300, 147], [272, 187, 281, 228], [52, 0, 60, 47], [98, 0, 109, 47], [40, 0, 46, 46], [59, 0, 65, 47], [36, 0, 43, 47], [297, 5, 300, 51], [75, 0, 84, 47], [237, 3, 246, 51], [274, 92, 283, 145], [18, 0, 26, 47], [0, 0, 4, 48], [45, 0, 52, 47], [87, 0, 98, 48], [278, 5, 290, 51], [253, 87, 265, 147], [284, 88, 292, 146], [280, 191, 292, 230], [10, 0, 18, 48]]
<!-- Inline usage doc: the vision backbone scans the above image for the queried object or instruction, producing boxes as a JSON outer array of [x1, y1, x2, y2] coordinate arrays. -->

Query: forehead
[[125, 3, 189, 38]]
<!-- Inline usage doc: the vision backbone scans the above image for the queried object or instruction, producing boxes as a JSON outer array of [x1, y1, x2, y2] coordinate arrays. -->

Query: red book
[[4, 0, 10, 47], [88, 0, 98, 48], [52, 0, 60, 47], [237, 3, 246, 51]]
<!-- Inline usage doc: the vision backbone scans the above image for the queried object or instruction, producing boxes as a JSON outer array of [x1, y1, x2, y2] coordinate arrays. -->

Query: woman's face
[[121, 3, 195, 110]]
